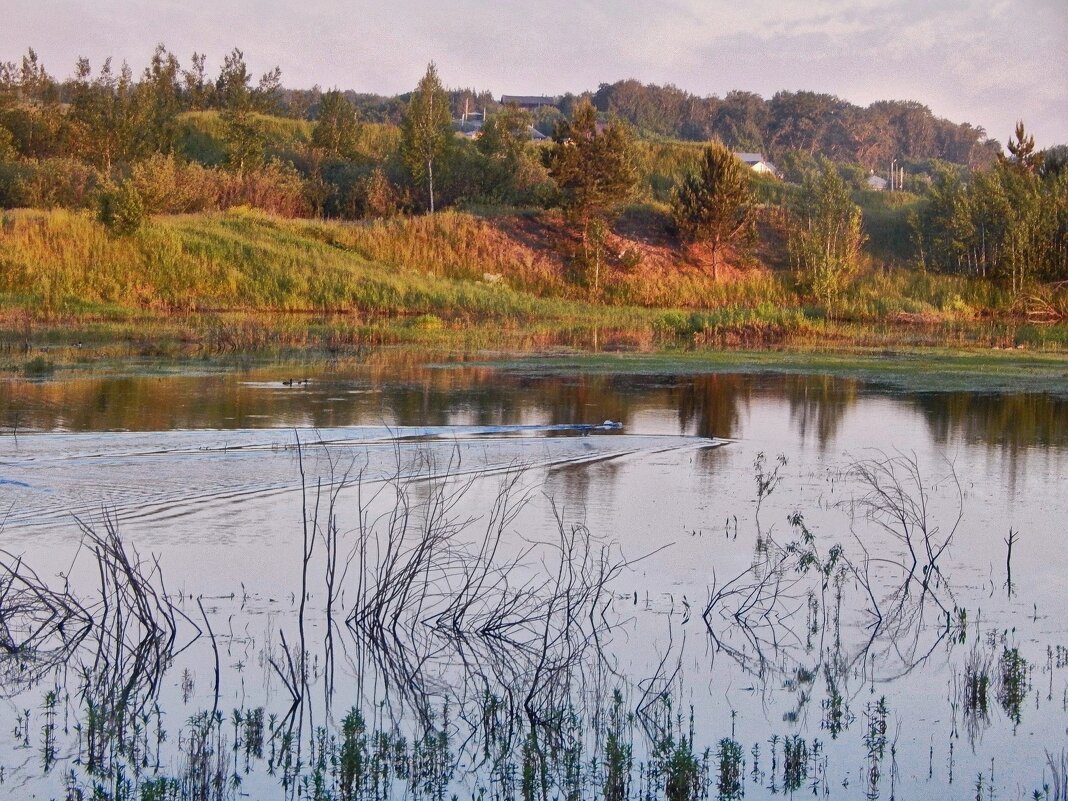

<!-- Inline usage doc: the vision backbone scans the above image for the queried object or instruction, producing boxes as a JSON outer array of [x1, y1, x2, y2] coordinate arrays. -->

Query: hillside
[[3, 206, 1063, 362]]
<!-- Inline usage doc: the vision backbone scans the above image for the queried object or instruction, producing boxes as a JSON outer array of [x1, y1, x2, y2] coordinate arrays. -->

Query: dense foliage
[[789, 163, 866, 307], [912, 124, 1068, 289], [592, 80, 1001, 169]]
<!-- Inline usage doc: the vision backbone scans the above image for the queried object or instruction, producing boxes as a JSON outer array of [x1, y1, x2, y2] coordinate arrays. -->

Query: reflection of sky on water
[[0, 364, 1065, 795]]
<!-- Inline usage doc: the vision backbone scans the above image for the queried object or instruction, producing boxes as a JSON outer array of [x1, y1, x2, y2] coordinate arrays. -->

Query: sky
[[5, 0, 1067, 147]]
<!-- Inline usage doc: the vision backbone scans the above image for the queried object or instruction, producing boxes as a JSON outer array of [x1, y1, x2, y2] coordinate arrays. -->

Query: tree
[[711, 91, 767, 151], [222, 108, 267, 173], [546, 99, 637, 292], [137, 44, 182, 154], [0, 124, 16, 162], [788, 161, 865, 308], [671, 142, 754, 279], [476, 105, 538, 201], [1002, 121, 1043, 175], [400, 62, 452, 213], [1040, 144, 1068, 179], [312, 90, 361, 160], [68, 57, 140, 171], [215, 48, 252, 111], [477, 105, 531, 165], [182, 52, 212, 110]]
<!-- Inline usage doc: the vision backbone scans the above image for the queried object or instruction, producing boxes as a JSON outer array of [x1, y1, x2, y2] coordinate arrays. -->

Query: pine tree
[[546, 99, 637, 292], [1003, 121, 1043, 174], [671, 142, 754, 280]]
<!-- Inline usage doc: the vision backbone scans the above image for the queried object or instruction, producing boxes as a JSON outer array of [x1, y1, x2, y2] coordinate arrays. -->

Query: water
[[0, 359, 1066, 799]]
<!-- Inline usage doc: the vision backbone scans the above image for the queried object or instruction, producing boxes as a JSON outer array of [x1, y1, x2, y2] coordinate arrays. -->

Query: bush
[[357, 167, 402, 219], [95, 180, 146, 236], [22, 355, 55, 377], [127, 154, 310, 218], [216, 159, 309, 217], [129, 154, 216, 214], [0, 158, 100, 209]]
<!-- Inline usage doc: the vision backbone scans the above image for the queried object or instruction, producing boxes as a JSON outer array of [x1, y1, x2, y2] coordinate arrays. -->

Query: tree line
[[591, 79, 1002, 169], [912, 124, 1068, 291]]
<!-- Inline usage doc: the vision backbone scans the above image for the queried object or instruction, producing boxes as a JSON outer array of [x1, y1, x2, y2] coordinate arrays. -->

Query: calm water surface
[[0, 361, 1066, 798]]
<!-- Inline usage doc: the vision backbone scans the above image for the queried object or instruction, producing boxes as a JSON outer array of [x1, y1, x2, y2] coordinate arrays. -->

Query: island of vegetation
[[1, 47, 1066, 372]]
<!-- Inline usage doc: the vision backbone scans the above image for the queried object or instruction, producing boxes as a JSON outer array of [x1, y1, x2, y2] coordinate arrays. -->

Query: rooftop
[[500, 95, 558, 108]]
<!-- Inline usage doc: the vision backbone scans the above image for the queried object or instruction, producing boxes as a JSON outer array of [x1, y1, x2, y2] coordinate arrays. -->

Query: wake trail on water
[[0, 424, 725, 536]]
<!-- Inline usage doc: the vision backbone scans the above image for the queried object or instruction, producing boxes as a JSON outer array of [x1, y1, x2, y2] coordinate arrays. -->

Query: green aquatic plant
[[997, 646, 1030, 728], [781, 735, 808, 792], [22, 355, 55, 376], [603, 691, 634, 801], [716, 737, 744, 800]]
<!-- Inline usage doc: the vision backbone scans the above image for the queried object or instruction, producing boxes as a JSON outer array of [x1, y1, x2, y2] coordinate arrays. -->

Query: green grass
[[0, 208, 597, 320], [175, 111, 314, 165], [173, 111, 401, 166], [856, 190, 923, 264]]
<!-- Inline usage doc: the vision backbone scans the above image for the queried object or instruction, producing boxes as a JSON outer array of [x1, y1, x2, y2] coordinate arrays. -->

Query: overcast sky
[[5, 0, 1067, 146]]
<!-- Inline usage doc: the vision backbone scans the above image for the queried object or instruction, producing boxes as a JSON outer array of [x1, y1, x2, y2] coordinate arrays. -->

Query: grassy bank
[[1, 207, 1066, 369]]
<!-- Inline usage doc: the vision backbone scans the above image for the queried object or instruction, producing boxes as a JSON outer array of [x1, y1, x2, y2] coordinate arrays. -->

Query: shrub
[[22, 355, 55, 377], [129, 154, 216, 214], [0, 158, 100, 209], [95, 180, 146, 236]]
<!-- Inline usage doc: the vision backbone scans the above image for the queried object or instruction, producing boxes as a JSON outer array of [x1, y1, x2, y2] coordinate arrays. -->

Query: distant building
[[734, 152, 779, 176], [454, 119, 549, 142], [866, 174, 888, 191], [500, 95, 558, 111]]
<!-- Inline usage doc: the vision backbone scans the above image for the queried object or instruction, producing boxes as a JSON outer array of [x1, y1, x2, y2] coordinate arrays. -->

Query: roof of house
[[734, 152, 766, 165], [500, 95, 557, 107], [733, 152, 779, 175]]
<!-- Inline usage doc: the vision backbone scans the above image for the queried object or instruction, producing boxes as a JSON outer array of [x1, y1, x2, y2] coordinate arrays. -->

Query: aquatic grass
[[959, 643, 994, 745], [21, 354, 54, 376], [997, 646, 1031, 728], [715, 738, 744, 800], [1046, 749, 1068, 801]]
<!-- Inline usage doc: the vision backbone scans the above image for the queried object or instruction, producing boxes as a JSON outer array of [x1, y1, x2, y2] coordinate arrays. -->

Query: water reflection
[[917, 391, 1068, 450], [3, 361, 1066, 456]]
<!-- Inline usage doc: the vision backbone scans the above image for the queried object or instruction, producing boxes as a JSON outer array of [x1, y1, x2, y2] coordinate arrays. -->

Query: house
[[500, 95, 558, 111], [734, 152, 779, 176], [866, 174, 888, 191], [454, 119, 549, 142]]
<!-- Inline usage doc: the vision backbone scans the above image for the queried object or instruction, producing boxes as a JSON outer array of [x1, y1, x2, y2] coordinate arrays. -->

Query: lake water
[[1, 359, 1066, 799]]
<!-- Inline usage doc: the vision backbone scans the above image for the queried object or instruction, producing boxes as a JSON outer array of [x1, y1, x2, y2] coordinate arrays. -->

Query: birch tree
[[401, 63, 452, 213]]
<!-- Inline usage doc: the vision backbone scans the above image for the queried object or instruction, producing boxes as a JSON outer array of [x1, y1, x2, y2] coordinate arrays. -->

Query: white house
[[734, 152, 779, 176], [866, 174, 888, 191]]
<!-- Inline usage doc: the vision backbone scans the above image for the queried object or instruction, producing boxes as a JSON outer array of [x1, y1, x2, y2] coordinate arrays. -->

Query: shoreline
[[4, 338, 1067, 397]]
